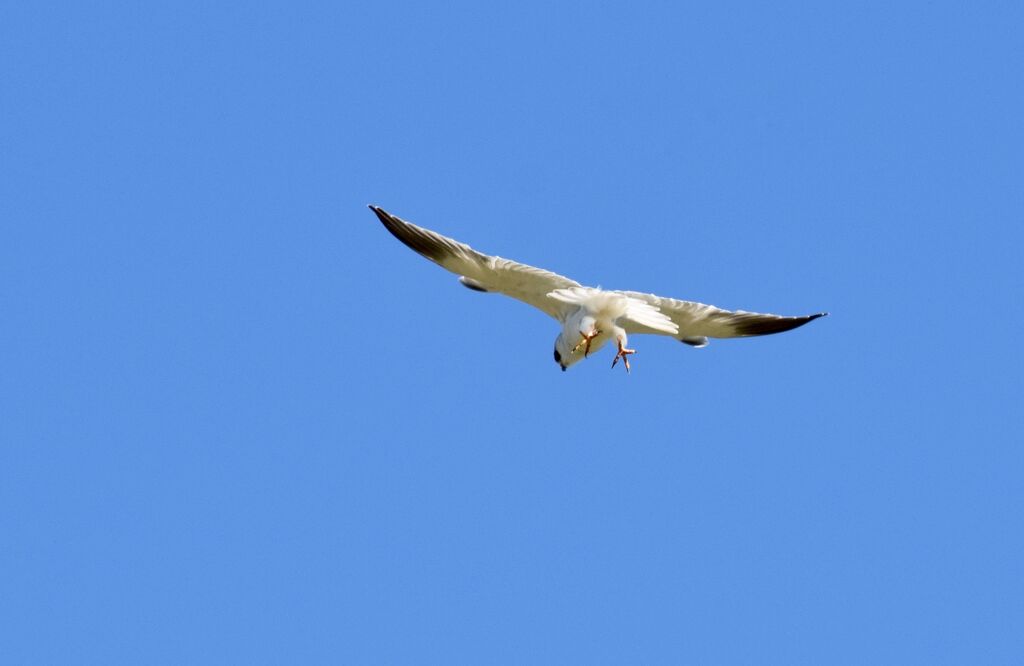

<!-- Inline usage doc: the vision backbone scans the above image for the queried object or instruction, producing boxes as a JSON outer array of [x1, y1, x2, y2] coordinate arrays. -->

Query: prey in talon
[[370, 205, 828, 374]]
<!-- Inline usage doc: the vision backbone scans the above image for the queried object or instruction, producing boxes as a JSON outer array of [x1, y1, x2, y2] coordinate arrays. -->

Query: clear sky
[[2, 2, 1022, 663]]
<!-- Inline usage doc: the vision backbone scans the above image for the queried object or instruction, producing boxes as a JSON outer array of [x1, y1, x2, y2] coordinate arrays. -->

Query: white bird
[[371, 206, 826, 373]]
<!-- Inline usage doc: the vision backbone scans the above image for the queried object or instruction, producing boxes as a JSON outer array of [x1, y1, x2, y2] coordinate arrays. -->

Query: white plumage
[[370, 206, 827, 373]]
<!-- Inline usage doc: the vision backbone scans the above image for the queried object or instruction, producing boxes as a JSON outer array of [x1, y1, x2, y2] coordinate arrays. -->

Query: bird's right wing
[[370, 206, 582, 320], [616, 290, 827, 346]]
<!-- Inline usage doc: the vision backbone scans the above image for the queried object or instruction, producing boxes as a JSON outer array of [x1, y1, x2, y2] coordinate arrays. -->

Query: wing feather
[[616, 290, 827, 342], [371, 206, 581, 320]]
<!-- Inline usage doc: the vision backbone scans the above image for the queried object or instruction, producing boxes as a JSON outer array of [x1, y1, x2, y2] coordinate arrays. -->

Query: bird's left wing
[[370, 206, 581, 320], [616, 290, 827, 346]]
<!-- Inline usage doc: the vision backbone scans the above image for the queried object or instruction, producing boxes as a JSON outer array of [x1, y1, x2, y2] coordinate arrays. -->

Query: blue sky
[[2, 2, 1022, 663]]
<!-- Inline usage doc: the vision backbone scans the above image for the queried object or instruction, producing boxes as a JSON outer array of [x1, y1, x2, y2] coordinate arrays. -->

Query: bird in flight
[[371, 206, 826, 373]]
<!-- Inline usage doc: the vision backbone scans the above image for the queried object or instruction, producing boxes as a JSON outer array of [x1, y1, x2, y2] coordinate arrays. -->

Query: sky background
[[2, 1, 1023, 663]]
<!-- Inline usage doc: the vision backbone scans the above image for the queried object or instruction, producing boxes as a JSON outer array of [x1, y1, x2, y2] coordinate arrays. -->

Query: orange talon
[[572, 330, 601, 357], [611, 339, 636, 373]]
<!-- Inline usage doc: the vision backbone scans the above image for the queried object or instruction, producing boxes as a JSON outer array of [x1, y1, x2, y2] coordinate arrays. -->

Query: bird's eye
[[553, 348, 562, 364]]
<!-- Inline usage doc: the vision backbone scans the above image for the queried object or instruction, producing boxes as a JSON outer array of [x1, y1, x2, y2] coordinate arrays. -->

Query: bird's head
[[552, 333, 583, 372]]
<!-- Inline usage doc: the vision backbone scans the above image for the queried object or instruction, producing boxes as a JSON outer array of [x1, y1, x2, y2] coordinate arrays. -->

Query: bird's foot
[[611, 340, 636, 373], [572, 330, 601, 357]]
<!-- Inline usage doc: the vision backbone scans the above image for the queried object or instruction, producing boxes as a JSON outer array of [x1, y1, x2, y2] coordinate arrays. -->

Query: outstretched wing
[[616, 290, 827, 347], [371, 206, 581, 320]]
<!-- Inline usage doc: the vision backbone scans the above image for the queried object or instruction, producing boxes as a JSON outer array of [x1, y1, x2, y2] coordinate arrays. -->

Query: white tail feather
[[547, 287, 679, 335], [624, 299, 678, 335], [547, 286, 592, 304]]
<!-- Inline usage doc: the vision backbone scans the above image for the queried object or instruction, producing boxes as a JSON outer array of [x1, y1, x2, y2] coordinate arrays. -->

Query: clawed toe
[[611, 340, 636, 373], [572, 330, 601, 357]]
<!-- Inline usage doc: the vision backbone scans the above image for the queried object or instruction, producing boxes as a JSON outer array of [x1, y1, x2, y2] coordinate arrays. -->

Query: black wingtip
[[730, 310, 829, 336], [369, 205, 450, 263], [368, 204, 401, 232]]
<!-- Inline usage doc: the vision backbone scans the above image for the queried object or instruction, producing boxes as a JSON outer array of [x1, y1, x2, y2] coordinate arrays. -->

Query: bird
[[370, 205, 827, 373]]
